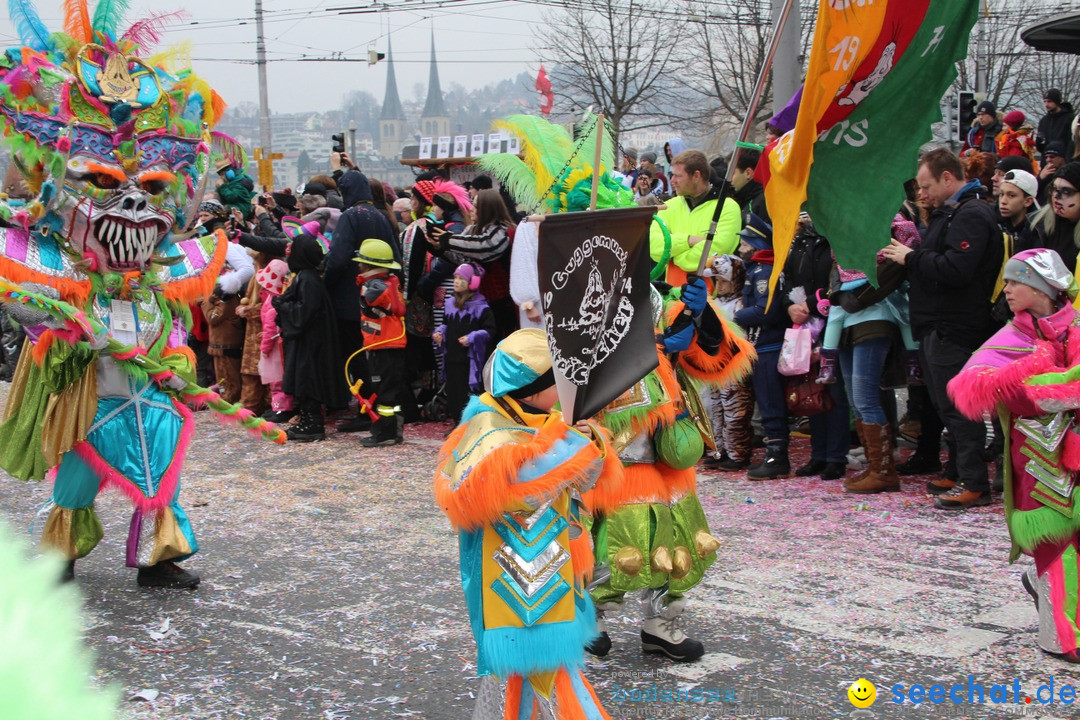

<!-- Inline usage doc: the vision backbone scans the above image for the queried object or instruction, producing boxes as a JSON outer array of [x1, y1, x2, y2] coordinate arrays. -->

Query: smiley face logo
[[848, 678, 876, 708]]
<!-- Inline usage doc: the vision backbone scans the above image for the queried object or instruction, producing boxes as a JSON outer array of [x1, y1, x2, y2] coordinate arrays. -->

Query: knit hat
[[1044, 141, 1066, 158], [1000, 169, 1039, 199], [623, 147, 639, 162], [976, 100, 996, 116], [198, 199, 226, 217], [640, 151, 658, 164], [1003, 248, 1079, 301], [996, 155, 1033, 174], [1044, 88, 1064, 105], [411, 180, 436, 205], [484, 328, 554, 399], [1054, 161, 1080, 192], [1003, 110, 1025, 129], [271, 191, 297, 212], [453, 262, 482, 284], [256, 259, 289, 296], [301, 181, 327, 197]]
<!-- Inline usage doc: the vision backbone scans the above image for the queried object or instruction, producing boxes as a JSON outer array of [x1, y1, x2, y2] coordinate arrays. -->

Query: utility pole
[[771, 0, 801, 114], [974, 12, 987, 95], [255, 0, 272, 153]]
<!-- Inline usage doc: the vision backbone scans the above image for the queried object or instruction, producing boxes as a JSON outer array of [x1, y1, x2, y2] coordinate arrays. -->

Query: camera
[[331, 132, 345, 154]]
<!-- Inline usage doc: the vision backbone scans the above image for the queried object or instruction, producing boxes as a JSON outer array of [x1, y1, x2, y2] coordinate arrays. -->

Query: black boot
[[61, 559, 75, 584], [361, 415, 403, 447], [137, 561, 201, 589], [287, 408, 325, 442], [747, 440, 790, 480]]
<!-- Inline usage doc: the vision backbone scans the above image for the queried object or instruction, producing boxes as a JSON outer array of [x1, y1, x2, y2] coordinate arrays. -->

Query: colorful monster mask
[[0, 0, 232, 281]]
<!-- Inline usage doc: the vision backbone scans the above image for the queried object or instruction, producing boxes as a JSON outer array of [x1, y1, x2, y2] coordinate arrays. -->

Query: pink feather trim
[[432, 178, 474, 214], [119, 11, 189, 54], [948, 341, 1060, 419], [74, 399, 194, 513]]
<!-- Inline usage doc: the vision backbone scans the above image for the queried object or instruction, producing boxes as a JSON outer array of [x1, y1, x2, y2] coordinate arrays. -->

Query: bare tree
[[956, 0, 1080, 116], [679, 0, 818, 146], [532, 0, 685, 134]]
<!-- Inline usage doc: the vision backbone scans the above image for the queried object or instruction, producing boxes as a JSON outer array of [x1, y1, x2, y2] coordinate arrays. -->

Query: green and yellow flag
[[765, 0, 981, 294]]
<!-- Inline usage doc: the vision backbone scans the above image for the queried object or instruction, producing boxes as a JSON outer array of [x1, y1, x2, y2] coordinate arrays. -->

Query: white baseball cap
[[1002, 169, 1039, 202]]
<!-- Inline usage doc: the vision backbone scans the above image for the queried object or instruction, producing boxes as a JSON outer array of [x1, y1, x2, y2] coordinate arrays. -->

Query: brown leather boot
[[845, 422, 900, 493], [844, 420, 871, 488]]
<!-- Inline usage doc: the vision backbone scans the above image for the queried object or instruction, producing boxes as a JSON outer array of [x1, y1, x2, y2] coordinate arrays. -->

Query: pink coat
[[260, 293, 281, 356]]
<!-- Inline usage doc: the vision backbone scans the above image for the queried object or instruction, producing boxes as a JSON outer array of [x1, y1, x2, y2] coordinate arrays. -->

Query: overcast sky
[[1, 0, 548, 113]]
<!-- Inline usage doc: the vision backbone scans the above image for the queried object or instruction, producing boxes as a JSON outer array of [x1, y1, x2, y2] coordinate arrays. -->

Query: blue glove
[[681, 277, 707, 318], [663, 321, 694, 353]]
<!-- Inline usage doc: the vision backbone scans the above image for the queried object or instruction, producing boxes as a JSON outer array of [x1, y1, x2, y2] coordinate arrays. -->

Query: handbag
[[778, 324, 812, 376], [785, 361, 835, 417]]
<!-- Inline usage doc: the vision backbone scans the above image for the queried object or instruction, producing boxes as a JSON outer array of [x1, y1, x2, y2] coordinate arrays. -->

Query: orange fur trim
[[667, 304, 757, 387], [162, 345, 196, 368], [31, 329, 55, 365], [162, 229, 229, 305], [504, 675, 523, 720], [660, 463, 697, 497], [582, 461, 669, 511], [553, 669, 589, 720], [568, 520, 595, 583], [0, 255, 91, 307], [434, 418, 603, 530]]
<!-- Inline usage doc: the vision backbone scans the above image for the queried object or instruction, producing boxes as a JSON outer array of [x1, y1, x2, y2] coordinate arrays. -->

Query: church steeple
[[419, 32, 449, 138], [379, 36, 406, 158], [380, 36, 405, 122]]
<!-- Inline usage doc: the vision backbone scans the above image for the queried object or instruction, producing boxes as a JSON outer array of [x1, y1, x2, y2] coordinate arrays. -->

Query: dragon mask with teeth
[[0, 0, 233, 304]]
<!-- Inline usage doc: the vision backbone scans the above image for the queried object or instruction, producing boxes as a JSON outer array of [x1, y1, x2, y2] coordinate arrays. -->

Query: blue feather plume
[[8, 0, 54, 52]]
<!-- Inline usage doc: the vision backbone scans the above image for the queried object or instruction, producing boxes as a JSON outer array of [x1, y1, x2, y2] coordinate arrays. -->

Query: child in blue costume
[[434, 328, 620, 720]]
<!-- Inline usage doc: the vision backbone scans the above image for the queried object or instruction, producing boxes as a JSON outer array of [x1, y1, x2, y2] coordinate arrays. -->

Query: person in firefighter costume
[[434, 328, 621, 719], [477, 112, 756, 662], [0, 0, 281, 588]]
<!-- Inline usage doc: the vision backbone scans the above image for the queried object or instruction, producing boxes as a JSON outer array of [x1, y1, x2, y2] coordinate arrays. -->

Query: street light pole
[[349, 121, 357, 160], [255, 0, 272, 153]]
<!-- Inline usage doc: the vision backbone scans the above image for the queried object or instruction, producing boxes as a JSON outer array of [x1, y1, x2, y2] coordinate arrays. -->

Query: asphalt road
[[1, 381, 1078, 720]]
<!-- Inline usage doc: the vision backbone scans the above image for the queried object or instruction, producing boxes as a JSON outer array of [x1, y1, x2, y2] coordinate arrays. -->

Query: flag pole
[[694, 0, 797, 276], [588, 114, 605, 211]]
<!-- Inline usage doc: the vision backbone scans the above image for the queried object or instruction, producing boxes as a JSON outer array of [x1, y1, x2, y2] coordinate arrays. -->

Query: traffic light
[[957, 91, 976, 142], [331, 132, 345, 154]]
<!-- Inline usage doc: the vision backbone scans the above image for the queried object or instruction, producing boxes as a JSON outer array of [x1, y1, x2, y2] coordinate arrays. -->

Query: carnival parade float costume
[[0, 0, 284, 588], [434, 328, 621, 719], [948, 249, 1080, 663]]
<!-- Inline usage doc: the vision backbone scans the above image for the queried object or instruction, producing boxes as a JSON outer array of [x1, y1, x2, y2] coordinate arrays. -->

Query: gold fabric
[[671, 546, 693, 580], [494, 328, 552, 377], [40, 365, 98, 467], [2, 342, 34, 422], [148, 507, 194, 565], [40, 505, 104, 559]]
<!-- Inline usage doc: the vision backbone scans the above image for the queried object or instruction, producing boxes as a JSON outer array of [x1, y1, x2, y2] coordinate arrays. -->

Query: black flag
[[538, 206, 659, 423]]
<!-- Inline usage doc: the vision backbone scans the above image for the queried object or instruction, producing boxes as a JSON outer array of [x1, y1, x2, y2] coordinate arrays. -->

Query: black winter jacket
[[906, 182, 1003, 349]]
